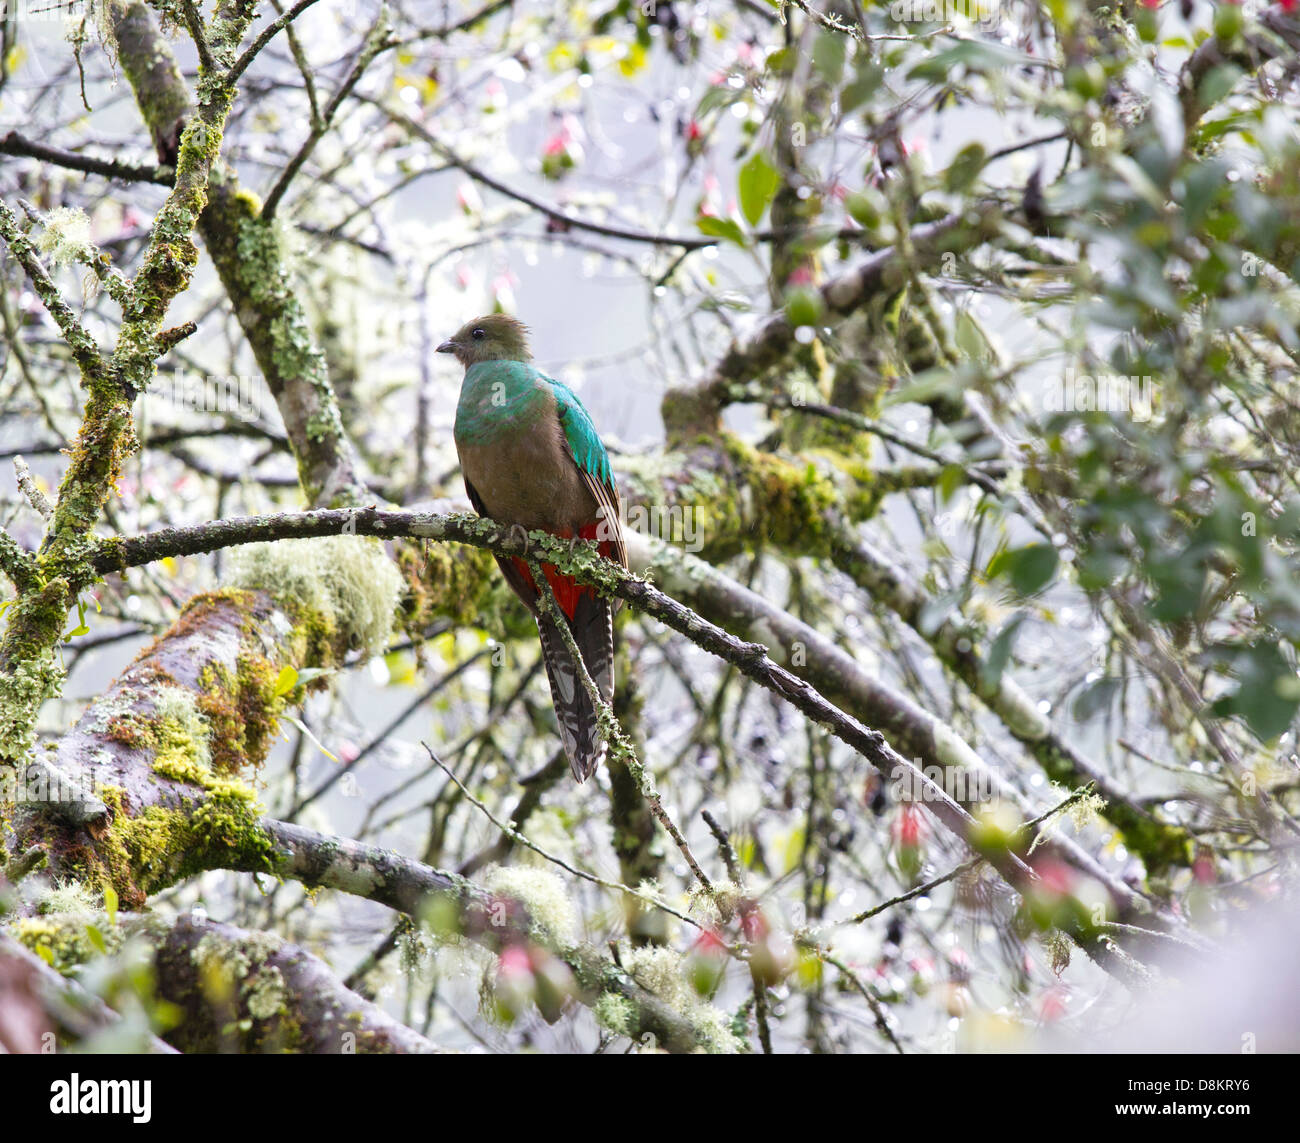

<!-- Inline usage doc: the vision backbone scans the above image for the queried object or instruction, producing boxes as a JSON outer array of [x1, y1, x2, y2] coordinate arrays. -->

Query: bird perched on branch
[[438, 314, 627, 781]]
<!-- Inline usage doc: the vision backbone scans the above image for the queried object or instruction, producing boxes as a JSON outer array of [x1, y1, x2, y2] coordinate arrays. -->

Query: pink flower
[[497, 945, 532, 978], [1032, 857, 1075, 896], [1039, 986, 1068, 1022], [1192, 853, 1216, 884], [692, 929, 727, 956], [741, 909, 770, 942], [892, 806, 924, 847]]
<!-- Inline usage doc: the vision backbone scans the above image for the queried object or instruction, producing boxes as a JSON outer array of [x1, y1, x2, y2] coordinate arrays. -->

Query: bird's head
[[437, 314, 532, 367]]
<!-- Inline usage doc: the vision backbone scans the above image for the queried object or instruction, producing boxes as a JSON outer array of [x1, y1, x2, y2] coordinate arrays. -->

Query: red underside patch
[[511, 522, 611, 621]]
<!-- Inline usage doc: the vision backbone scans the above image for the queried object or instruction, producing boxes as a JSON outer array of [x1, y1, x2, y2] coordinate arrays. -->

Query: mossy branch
[[111, 0, 368, 508], [252, 818, 722, 1052], [8, 912, 439, 1053], [84, 505, 1179, 981], [0, 199, 105, 379], [0, 0, 259, 768], [0, 931, 176, 1053], [659, 205, 1003, 438]]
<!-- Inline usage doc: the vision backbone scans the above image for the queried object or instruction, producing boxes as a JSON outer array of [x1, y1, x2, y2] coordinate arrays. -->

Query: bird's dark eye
[[471, 328, 485, 340]]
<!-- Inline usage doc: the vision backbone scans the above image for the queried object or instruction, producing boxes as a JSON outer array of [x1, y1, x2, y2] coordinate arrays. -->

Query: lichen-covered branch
[[0, 0, 259, 772], [659, 206, 1003, 439], [110, 0, 368, 508], [0, 930, 176, 1053], [8, 912, 439, 1053], [9, 534, 402, 908], [250, 819, 731, 1052], [83, 504, 1181, 978], [827, 529, 1193, 872]]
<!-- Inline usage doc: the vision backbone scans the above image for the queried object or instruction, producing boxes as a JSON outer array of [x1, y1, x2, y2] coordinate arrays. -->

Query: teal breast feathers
[[455, 360, 549, 445]]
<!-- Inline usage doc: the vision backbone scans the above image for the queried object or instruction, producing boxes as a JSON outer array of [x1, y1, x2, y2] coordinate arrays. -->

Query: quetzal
[[438, 314, 627, 781]]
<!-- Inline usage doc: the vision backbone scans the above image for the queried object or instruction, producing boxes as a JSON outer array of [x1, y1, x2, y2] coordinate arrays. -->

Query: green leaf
[[989, 544, 1059, 596], [1197, 64, 1243, 111], [980, 615, 1025, 693], [766, 46, 797, 76], [103, 885, 118, 927], [812, 31, 847, 86], [937, 464, 965, 504], [85, 923, 107, 955], [293, 666, 336, 690], [841, 64, 884, 114], [883, 367, 966, 408], [65, 596, 90, 640], [696, 214, 748, 247], [696, 84, 741, 119], [738, 150, 780, 227], [273, 665, 299, 698], [943, 142, 987, 194], [1209, 643, 1300, 741], [907, 41, 1033, 83], [953, 310, 993, 362]]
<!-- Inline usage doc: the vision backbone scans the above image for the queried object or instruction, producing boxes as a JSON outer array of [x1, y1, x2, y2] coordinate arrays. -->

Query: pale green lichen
[[228, 535, 402, 657], [483, 865, 578, 947], [0, 653, 65, 766], [593, 991, 635, 1037], [87, 690, 140, 735], [622, 946, 744, 1054], [686, 879, 744, 926], [36, 880, 99, 917], [192, 930, 286, 1020], [12, 911, 123, 973], [1056, 783, 1107, 833], [35, 206, 92, 269], [244, 966, 288, 1020]]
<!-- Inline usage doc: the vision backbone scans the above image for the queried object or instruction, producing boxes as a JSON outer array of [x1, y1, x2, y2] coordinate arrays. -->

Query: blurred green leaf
[[696, 214, 748, 247], [738, 150, 780, 226], [989, 544, 1059, 596], [980, 615, 1025, 693], [812, 31, 846, 86]]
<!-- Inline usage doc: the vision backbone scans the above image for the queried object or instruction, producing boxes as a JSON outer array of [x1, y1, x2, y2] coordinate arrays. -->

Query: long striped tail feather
[[535, 592, 615, 782]]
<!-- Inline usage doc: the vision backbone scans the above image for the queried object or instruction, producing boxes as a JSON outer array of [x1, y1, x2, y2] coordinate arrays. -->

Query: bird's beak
[[436, 339, 457, 354]]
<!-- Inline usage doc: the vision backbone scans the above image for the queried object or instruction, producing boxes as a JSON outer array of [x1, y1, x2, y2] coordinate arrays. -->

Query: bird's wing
[[545, 376, 627, 572]]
